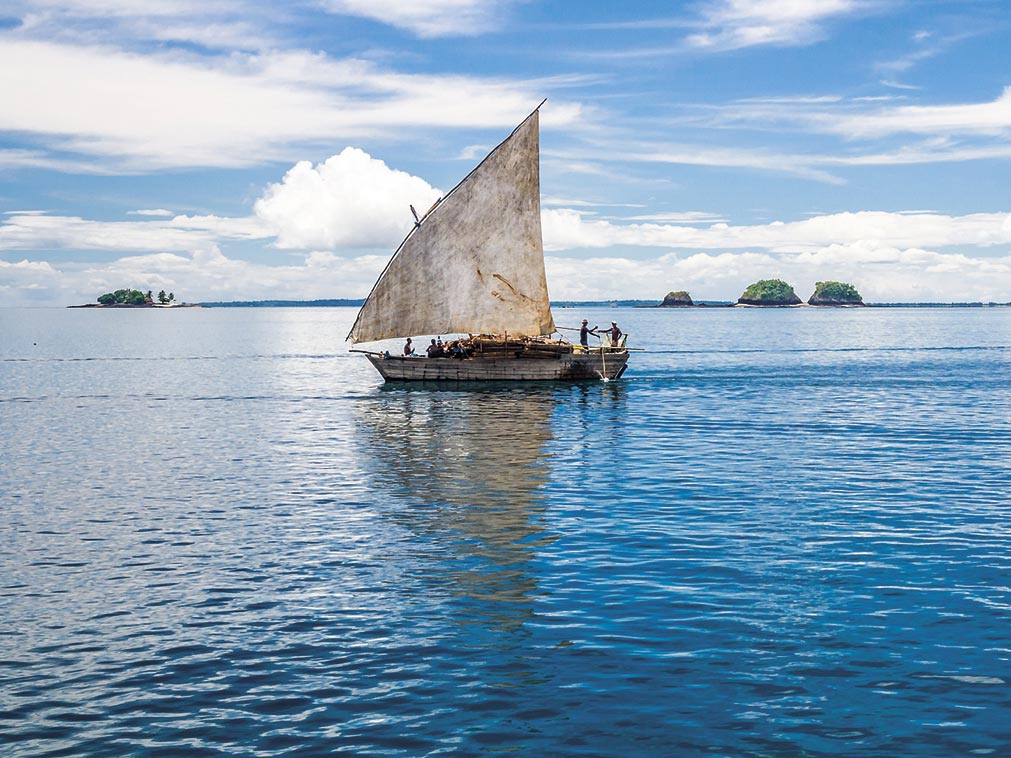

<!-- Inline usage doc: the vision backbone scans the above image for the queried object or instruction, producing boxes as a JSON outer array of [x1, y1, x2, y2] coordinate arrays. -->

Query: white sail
[[348, 108, 554, 344]]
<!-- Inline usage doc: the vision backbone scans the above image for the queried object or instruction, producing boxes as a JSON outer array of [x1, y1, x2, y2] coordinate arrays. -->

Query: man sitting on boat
[[403, 338, 415, 356], [426, 339, 444, 358]]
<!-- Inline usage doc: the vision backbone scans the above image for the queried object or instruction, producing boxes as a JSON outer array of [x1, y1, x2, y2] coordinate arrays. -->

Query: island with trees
[[737, 279, 802, 306], [69, 288, 197, 308], [651, 279, 867, 307], [807, 281, 865, 306], [660, 290, 695, 307]]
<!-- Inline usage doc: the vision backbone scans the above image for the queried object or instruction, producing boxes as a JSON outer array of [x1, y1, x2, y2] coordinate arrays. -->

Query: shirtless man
[[605, 321, 622, 347]]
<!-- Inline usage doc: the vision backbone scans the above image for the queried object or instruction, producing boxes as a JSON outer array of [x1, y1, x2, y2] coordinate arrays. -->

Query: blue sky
[[2, 0, 1011, 305]]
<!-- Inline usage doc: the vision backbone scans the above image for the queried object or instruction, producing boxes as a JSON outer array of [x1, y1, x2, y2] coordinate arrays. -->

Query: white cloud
[[545, 245, 1011, 304], [0, 39, 582, 170], [542, 208, 1011, 253], [875, 29, 974, 76], [34, 240, 1003, 307], [568, 1, 878, 59], [18, 1, 228, 18], [11, 0, 279, 50], [829, 86, 1011, 138], [0, 147, 445, 256], [4, 202, 1010, 266], [319, 0, 511, 38], [686, 0, 869, 52], [597, 143, 846, 183], [880, 79, 922, 91], [0, 258, 62, 302], [254, 148, 443, 249], [623, 212, 729, 224], [4, 143, 1011, 307], [8, 238, 1011, 307], [0, 148, 117, 174], [0, 247, 390, 306], [706, 88, 1011, 142], [0, 211, 271, 253]]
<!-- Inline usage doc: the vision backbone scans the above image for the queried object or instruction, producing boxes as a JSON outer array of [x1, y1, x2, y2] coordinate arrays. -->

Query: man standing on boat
[[579, 319, 598, 349], [606, 321, 622, 348]]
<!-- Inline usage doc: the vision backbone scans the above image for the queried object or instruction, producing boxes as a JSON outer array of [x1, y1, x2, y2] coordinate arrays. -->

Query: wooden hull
[[364, 351, 629, 382]]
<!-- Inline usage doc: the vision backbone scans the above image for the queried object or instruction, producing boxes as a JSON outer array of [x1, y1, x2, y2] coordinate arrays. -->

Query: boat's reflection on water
[[355, 383, 562, 638]]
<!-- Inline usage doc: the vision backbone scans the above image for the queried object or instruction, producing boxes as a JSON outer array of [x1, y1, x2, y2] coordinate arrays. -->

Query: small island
[[808, 281, 864, 306], [660, 290, 694, 307], [69, 288, 198, 308], [737, 279, 802, 306]]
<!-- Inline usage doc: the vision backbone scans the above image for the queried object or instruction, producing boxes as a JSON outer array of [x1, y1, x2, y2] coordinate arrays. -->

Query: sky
[[2, 0, 1011, 306]]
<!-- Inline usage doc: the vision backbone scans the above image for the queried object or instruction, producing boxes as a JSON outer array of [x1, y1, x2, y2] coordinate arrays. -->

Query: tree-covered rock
[[97, 288, 147, 305], [808, 281, 864, 305], [661, 290, 694, 306], [737, 279, 802, 306]]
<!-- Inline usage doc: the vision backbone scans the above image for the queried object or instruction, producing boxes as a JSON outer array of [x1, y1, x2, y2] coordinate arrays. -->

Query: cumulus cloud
[[0, 146, 449, 258], [254, 148, 443, 250], [4, 145, 1011, 307], [0, 258, 62, 303]]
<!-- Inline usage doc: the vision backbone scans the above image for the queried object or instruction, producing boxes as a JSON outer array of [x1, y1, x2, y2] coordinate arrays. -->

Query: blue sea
[[3, 306, 1011, 757]]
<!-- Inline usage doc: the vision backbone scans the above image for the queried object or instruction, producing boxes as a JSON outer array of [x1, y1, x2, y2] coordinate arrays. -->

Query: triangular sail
[[348, 108, 554, 344]]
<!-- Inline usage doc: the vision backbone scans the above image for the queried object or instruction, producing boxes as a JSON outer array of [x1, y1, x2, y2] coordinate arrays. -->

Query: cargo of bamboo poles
[[457, 334, 573, 360]]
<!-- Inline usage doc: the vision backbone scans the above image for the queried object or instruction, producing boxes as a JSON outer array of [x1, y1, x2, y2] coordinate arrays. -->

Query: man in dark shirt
[[579, 319, 598, 348]]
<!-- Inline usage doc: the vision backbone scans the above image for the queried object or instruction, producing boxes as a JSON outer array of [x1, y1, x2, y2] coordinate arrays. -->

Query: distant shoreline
[[191, 299, 1011, 309], [67, 303, 202, 309]]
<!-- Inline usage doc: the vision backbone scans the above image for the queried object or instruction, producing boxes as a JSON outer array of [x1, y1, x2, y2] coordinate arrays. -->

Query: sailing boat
[[347, 103, 630, 382]]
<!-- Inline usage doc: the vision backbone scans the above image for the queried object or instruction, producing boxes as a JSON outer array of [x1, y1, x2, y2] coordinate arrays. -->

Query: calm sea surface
[[3, 306, 1011, 757]]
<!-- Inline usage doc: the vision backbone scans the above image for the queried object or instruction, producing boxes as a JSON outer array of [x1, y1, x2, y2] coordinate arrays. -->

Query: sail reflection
[[355, 386, 558, 638]]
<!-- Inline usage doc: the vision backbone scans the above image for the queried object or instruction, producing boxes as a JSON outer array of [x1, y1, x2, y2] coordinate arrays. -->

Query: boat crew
[[579, 319, 598, 348], [403, 338, 415, 356]]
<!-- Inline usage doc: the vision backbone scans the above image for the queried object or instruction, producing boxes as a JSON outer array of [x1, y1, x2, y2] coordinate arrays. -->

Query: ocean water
[[2, 305, 1011, 757]]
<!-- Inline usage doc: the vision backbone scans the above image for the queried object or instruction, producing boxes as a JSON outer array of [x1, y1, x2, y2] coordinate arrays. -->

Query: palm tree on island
[[80, 288, 186, 308]]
